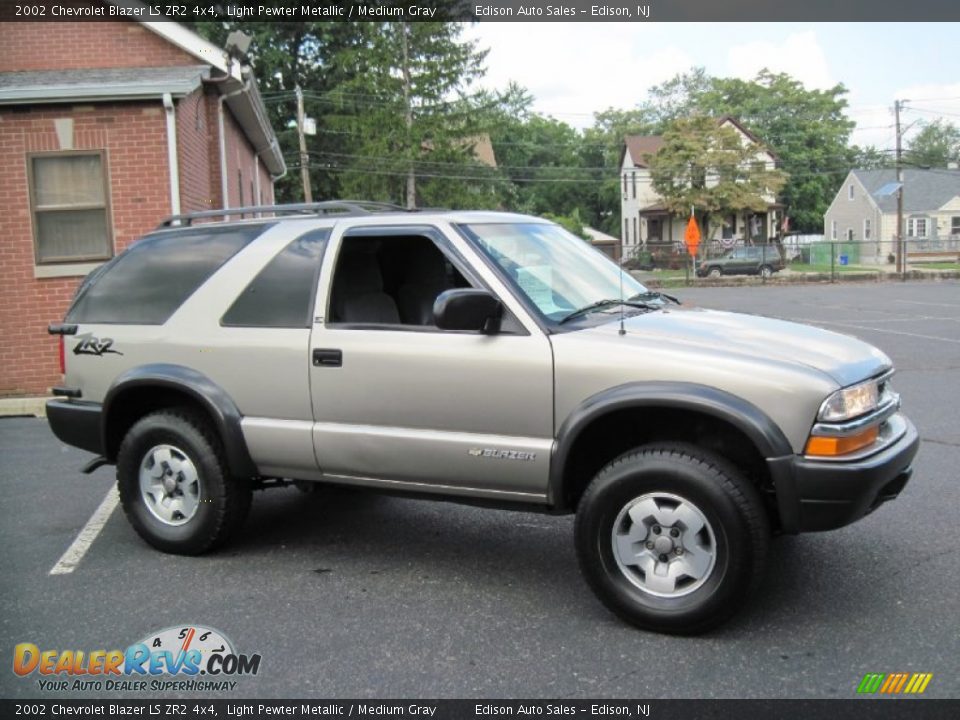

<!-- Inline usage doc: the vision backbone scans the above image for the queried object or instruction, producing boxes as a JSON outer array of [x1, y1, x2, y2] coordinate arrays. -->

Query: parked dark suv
[[697, 245, 784, 278]]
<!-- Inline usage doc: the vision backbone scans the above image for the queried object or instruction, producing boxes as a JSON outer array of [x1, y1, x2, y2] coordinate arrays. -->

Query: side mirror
[[433, 289, 503, 333]]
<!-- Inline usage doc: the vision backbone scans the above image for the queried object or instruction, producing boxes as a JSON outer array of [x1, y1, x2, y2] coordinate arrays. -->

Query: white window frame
[[951, 216, 960, 235], [863, 218, 871, 240], [907, 217, 929, 238], [846, 228, 855, 242], [831, 220, 837, 240], [848, 184, 855, 200]]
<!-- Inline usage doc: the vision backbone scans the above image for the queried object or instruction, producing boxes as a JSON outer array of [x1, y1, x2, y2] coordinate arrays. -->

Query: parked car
[[47, 202, 917, 634], [697, 245, 784, 278]]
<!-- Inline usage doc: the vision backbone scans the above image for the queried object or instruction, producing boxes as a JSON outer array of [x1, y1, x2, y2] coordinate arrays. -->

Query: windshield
[[459, 222, 647, 323]]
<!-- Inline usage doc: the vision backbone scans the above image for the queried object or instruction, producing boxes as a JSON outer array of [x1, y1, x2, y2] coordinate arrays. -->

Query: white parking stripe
[[49, 486, 119, 575]]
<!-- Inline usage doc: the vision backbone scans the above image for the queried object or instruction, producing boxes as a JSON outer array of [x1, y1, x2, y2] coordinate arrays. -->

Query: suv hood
[[580, 306, 890, 387]]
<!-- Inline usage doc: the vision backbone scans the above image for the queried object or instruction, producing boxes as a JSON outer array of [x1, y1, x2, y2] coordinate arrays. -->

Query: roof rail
[[157, 200, 409, 228]]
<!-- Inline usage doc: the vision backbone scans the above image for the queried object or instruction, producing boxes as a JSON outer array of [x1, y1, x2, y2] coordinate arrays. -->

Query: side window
[[328, 234, 471, 328], [222, 228, 330, 328], [66, 224, 270, 325]]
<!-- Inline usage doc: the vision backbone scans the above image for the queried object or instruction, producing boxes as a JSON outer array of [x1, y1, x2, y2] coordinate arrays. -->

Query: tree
[[693, 70, 855, 233], [850, 145, 892, 170], [600, 69, 857, 233], [647, 116, 786, 238], [322, 22, 498, 208], [906, 119, 960, 168]]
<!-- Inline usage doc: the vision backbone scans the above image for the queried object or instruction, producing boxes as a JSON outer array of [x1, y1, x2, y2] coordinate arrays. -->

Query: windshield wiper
[[559, 299, 659, 324], [629, 290, 681, 305]]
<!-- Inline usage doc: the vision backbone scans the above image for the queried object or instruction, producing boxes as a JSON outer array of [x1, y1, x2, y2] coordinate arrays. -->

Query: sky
[[464, 22, 960, 151]]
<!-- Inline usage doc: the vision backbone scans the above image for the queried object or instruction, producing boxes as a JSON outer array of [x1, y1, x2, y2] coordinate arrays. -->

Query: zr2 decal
[[73, 334, 123, 357]]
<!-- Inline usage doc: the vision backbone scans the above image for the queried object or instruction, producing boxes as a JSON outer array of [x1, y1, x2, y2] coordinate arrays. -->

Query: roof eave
[[218, 72, 286, 178], [0, 78, 204, 105]]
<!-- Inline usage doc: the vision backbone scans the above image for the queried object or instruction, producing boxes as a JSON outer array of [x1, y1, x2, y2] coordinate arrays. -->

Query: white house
[[823, 168, 960, 264], [620, 116, 782, 259]]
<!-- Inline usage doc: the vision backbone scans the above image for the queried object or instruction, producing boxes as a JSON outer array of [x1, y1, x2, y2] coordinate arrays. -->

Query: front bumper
[[770, 414, 919, 533]]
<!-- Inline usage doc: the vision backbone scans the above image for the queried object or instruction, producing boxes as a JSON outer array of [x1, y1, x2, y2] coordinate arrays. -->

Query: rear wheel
[[707, 267, 722, 278], [117, 408, 251, 555], [759, 265, 774, 278], [574, 443, 769, 634]]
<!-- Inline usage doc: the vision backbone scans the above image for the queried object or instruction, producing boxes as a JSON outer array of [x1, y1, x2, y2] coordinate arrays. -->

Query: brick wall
[[0, 21, 278, 396], [0, 22, 199, 72], [0, 103, 172, 396]]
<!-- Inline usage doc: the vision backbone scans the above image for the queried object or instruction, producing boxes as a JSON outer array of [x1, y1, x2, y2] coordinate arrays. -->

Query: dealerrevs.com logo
[[13, 625, 261, 692]]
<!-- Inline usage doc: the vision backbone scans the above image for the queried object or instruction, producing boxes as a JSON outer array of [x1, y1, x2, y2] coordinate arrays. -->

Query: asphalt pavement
[[1, 280, 958, 700]]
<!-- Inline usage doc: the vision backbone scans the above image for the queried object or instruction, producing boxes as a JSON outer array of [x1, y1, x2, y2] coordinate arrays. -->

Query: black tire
[[707, 267, 722, 278], [574, 443, 769, 635], [759, 265, 774, 278], [117, 408, 252, 555]]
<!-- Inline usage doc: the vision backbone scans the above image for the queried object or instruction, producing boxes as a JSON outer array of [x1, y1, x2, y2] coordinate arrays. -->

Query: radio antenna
[[618, 259, 626, 336]]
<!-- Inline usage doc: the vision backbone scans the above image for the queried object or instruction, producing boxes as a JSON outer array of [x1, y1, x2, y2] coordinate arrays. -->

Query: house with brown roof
[[0, 4, 284, 397], [620, 117, 781, 259]]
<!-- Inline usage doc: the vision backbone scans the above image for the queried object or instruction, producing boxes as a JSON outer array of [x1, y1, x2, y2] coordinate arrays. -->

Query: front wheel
[[707, 267, 722, 278], [759, 265, 774, 278], [117, 408, 251, 555], [574, 443, 769, 634]]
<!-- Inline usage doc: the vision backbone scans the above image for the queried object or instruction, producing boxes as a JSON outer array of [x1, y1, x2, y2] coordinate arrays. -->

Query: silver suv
[[47, 202, 918, 634]]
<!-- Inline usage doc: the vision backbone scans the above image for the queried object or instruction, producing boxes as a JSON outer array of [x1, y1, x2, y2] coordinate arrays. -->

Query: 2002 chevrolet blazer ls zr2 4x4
[[47, 202, 919, 634]]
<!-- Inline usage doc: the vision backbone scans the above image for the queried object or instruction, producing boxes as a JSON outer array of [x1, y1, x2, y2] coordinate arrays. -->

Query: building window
[[907, 217, 928, 238], [632, 217, 637, 245], [864, 218, 871, 240], [631, 172, 636, 199], [952, 216, 960, 235], [624, 218, 629, 244], [848, 184, 855, 200], [622, 174, 628, 199], [28, 151, 112, 264], [831, 220, 837, 240], [846, 228, 855, 241]]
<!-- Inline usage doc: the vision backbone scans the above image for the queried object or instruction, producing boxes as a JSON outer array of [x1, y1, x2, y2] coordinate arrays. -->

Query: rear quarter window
[[221, 228, 330, 328], [66, 224, 272, 325]]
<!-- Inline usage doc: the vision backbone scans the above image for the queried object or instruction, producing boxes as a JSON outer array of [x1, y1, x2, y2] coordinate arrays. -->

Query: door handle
[[313, 349, 342, 367]]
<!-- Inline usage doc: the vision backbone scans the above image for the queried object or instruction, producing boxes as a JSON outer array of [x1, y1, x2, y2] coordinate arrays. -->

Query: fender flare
[[102, 363, 257, 479], [549, 381, 794, 510]]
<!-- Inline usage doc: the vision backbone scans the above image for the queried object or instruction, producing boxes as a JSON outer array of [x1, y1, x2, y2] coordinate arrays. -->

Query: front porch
[[636, 204, 784, 250]]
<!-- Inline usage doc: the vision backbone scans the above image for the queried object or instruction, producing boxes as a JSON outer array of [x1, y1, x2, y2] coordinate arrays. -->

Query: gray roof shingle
[[854, 168, 960, 213], [0, 65, 210, 103]]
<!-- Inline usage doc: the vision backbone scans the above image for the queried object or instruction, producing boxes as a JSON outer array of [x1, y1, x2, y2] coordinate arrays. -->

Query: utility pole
[[894, 99, 904, 274], [401, 23, 416, 210], [296, 85, 312, 203]]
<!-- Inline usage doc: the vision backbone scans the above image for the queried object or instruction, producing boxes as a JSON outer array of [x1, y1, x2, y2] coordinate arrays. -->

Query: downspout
[[162, 93, 181, 218], [218, 76, 250, 221]]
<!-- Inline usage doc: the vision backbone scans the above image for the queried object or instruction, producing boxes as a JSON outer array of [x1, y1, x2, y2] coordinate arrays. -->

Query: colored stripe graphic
[[857, 673, 885, 693], [858, 672, 933, 694]]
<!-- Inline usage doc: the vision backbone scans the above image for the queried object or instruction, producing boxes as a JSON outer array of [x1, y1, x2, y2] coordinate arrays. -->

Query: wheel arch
[[549, 382, 793, 514], [102, 364, 257, 479]]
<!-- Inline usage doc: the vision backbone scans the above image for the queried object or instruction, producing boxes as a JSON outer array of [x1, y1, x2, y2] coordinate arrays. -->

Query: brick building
[[0, 15, 285, 396]]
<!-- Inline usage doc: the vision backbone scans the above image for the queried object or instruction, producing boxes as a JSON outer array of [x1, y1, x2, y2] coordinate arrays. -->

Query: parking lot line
[[49, 486, 119, 576]]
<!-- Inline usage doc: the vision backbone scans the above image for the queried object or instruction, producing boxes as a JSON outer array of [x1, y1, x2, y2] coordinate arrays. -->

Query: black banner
[[2, 699, 960, 720], [1, 0, 959, 22]]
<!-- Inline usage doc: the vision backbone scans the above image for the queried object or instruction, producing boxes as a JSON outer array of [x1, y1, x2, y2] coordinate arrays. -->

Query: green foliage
[[906, 119, 960, 169], [647, 116, 786, 231]]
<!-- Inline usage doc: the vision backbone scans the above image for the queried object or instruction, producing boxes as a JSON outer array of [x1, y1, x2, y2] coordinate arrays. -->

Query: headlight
[[817, 377, 882, 422]]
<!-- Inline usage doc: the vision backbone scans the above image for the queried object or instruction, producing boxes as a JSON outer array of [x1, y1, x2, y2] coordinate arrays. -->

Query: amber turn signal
[[805, 426, 879, 457]]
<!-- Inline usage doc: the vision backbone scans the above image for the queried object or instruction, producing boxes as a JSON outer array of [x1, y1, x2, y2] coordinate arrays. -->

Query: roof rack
[[157, 200, 410, 228]]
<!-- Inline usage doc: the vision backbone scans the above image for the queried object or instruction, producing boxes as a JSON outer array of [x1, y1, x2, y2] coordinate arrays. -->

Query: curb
[[0, 396, 48, 418]]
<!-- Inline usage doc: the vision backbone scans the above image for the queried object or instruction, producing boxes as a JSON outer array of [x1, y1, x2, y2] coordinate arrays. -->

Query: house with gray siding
[[824, 169, 960, 264]]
